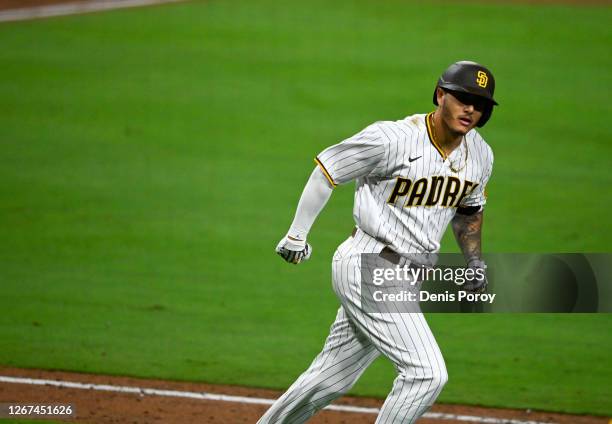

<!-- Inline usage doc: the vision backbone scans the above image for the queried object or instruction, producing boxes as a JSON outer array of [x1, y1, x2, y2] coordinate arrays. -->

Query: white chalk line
[[0, 0, 185, 23], [0, 375, 556, 424]]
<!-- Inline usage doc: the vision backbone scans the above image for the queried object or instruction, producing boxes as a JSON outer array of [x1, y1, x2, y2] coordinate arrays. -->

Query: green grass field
[[0, 0, 611, 417]]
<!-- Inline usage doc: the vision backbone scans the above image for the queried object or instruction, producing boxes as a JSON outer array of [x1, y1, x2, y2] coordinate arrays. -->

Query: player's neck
[[431, 110, 463, 155]]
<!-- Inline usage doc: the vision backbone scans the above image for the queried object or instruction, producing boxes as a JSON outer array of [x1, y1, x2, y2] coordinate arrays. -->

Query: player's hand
[[462, 258, 488, 293], [276, 235, 312, 265]]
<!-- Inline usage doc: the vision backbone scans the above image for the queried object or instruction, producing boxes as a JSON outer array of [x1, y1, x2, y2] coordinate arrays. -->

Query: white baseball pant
[[258, 238, 447, 423]]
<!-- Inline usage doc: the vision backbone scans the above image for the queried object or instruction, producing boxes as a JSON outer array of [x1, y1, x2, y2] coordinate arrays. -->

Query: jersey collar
[[425, 112, 446, 160]]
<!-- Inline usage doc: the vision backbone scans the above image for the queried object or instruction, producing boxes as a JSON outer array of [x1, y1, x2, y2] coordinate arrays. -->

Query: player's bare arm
[[452, 209, 488, 292], [451, 209, 483, 262]]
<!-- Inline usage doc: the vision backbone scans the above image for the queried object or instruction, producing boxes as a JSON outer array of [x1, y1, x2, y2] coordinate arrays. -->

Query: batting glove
[[462, 258, 488, 293], [276, 235, 312, 265]]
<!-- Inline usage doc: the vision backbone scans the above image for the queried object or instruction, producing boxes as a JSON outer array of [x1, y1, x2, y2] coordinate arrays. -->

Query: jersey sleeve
[[460, 145, 494, 207], [315, 123, 388, 186]]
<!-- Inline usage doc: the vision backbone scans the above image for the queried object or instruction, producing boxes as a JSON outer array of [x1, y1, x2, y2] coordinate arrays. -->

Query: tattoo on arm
[[452, 210, 483, 262]]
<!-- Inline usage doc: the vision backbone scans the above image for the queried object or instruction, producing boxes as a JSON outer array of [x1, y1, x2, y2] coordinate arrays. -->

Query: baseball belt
[[350, 227, 403, 265]]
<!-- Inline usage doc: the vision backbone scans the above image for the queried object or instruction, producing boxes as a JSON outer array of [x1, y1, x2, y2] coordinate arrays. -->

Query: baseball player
[[258, 61, 498, 423]]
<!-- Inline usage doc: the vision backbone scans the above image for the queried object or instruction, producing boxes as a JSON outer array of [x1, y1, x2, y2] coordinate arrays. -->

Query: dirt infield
[[0, 367, 608, 424]]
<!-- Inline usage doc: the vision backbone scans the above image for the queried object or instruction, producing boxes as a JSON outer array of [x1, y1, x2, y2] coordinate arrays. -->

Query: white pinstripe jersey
[[316, 112, 494, 255]]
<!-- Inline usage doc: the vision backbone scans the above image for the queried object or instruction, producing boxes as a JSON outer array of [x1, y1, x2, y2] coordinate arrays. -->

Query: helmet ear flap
[[477, 103, 493, 127], [433, 82, 494, 127]]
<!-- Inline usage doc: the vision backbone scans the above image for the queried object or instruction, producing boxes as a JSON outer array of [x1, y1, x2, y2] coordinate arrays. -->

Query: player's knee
[[431, 365, 448, 389], [397, 361, 448, 391], [425, 358, 448, 388]]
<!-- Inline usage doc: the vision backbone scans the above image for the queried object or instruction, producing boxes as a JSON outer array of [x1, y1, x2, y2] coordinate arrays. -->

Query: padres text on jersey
[[315, 113, 493, 254]]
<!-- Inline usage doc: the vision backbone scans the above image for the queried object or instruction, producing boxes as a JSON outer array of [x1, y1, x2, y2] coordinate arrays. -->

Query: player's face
[[437, 88, 485, 135]]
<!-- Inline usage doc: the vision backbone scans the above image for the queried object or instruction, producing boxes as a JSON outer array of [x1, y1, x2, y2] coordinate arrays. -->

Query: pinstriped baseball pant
[[257, 240, 447, 424]]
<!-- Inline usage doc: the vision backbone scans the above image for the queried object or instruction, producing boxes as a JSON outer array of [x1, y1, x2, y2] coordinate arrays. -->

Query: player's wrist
[[276, 234, 313, 265], [287, 234, 305, 242], [467, 256, 485, 268], [281, 231, 308, 251], [287, 227, 308, 244], [464, 257, 488, 293]]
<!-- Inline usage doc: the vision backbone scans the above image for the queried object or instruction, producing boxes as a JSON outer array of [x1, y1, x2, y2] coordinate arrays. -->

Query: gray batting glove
[[462, 258, 488, 293], [276, 235, 312, 265]]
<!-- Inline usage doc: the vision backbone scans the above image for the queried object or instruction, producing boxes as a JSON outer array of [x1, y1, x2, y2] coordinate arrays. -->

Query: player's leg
[[372, 312, 447, 424], [333, 254, 448, 424], [256, 305, 380, 424]]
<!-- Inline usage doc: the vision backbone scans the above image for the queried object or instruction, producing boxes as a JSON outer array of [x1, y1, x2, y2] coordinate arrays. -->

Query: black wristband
[[456, 205, 482, 216]]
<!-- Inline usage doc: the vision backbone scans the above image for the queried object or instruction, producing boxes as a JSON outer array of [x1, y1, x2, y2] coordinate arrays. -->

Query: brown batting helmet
[[433, 61, 499, 127]]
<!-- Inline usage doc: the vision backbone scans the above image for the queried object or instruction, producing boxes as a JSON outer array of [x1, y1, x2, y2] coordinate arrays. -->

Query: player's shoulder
[[365, 113, 426, 139], [466, 129, 494, 163], [391, 113, 427, 132]]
